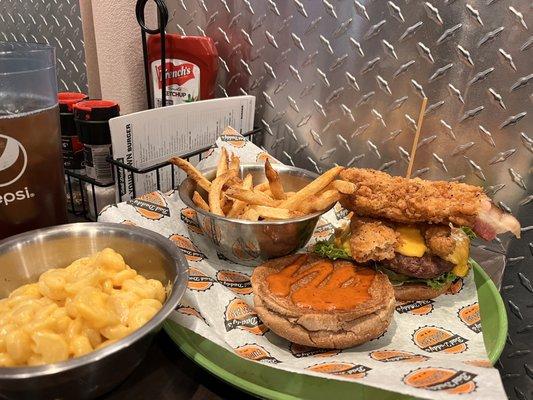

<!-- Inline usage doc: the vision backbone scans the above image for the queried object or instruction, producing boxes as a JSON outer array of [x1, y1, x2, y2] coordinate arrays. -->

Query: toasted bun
[[251, 254, 395, 349], [393, 281, 452, 301]]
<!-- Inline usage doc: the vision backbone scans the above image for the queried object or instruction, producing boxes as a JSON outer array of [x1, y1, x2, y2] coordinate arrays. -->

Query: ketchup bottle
[[147, 34, 218, 107]]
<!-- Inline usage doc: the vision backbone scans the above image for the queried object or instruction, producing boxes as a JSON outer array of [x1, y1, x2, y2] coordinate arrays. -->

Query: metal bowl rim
[[0, 222, 188, 379], [178, 164, 333, 225]]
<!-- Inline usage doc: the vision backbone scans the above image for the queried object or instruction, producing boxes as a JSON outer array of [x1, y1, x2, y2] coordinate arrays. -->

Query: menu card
[[109, 96, 255, 200]]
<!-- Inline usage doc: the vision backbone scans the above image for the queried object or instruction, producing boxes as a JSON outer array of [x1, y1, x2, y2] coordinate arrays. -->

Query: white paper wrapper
[[99, 133, 507, 400]]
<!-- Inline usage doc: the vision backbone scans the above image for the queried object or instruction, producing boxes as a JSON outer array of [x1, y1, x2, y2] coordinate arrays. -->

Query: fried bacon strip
[[339, 168, 520, 241]]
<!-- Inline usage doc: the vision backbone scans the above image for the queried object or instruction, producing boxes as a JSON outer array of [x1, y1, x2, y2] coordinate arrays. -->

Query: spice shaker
[[58, 92, 88, 170], [73, 100, 119, 185]]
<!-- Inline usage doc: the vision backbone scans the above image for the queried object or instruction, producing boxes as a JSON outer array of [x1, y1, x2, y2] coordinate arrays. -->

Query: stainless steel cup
[[179, 164, 331, 266], [0, 223, 188, 400]]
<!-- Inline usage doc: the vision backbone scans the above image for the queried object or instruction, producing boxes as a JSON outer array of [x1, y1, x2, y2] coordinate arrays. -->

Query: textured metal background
[[0, 0, 88, 93], [165, 0, 532, 398]]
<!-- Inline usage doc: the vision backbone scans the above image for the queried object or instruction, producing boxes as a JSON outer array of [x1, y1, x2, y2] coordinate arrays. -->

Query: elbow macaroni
[[0, 248, 166, 367]]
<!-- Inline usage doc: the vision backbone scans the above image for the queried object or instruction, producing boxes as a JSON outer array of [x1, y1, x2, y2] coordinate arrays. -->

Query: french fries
[[330, 180, 357, 194], [216, 148, 228, 177], [264, 159, 286, 200], [278, 166, 344, 211], [241, 207, 260, 221], [209, 172, 235, 215], [192, 191, 210, 212], [298, 189, 341, 214], [229, 153, 240, 173], [254, 182, 270, 192], [227, 174, 253, 218], [225, 187, 278, 207], [171, 136, 347, 221], [170, 157, 211, 192], [251, 205, 295, 220]]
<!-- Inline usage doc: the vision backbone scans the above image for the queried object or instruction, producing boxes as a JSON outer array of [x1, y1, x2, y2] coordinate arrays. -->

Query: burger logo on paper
[[224, 298, 268, 335], [403, 367, 477, 394], [216, 270, 252, 295], [458, 303, 481, 333], [256, 152, 275, 163], [232, 238, 260, 261], [289, 343, 340, 358], [201, 218, 221, 245], [370, 350, 429, 363], [0, 134, 27, 188], [446, 277, 464, 295], [396, 300, 434, 316], [176, 305, 209, 325], [412, 326, 468, 354], [169, 234, 206, 262], [216, 251, 232, 262], [307, 362, 371, 379], [463, 359, 492, 368], [312, 221, 335, 240], [128, 192, 170, 220], [234, 344, 279, 363], [333, 203, 350, 220], [220, 130, 246, 148], [186, 267, 215, 291], [180, 207, 203, 234]]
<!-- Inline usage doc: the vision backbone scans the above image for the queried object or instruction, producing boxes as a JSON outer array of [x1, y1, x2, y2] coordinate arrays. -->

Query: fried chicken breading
[[423, 225, 455, 259], [340, 168, 484, 227], [349, 217, 398, 263]]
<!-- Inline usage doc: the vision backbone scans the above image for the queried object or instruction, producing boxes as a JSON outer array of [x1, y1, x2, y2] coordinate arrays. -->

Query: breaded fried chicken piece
[[424, 226, 471, 259], [424, 226, 455, 259], [349, 217, 398, 263], [340, 168, 483, 227], [339, 168, 521, 241]]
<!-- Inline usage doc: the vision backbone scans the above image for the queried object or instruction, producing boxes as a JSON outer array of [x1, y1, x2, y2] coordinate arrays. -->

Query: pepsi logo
[[0, 134, 27, 187]]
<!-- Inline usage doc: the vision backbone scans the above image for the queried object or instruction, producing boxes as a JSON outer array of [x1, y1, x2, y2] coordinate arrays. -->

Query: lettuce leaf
[[314, 241, 352, 260], [377, 267, 457, 290], [461, 226, 477, 240]]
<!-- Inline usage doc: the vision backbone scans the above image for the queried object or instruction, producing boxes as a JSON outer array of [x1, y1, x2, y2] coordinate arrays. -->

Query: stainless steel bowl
[[179, 164, 330, 266], [0, 223, 188, 400]]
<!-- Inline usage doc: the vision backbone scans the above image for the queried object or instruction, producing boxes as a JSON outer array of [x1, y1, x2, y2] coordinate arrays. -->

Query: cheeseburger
[[315, 168, 521, 301], [251, 254, 395, 349]]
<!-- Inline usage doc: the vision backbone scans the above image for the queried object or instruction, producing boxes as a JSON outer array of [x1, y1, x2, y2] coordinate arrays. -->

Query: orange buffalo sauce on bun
[[266, 255, 374, 311], [251, 254, 395, 349]]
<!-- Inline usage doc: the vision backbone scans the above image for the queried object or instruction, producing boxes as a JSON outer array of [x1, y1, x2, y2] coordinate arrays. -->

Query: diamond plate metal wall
[[1, 0, 88, 93], [167, 0, 531, 221], [166, 0, 532, 398]]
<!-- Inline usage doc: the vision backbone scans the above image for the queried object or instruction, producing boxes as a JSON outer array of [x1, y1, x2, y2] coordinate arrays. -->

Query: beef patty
[[383, 253, 454, 279]]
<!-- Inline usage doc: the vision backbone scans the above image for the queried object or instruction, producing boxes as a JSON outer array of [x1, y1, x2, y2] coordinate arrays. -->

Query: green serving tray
[[163, 262, 507, 400]]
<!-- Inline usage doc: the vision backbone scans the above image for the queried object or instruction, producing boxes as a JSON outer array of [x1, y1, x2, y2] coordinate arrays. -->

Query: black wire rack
[[65, 0, 259, 220], [65, 128, 262, 220]]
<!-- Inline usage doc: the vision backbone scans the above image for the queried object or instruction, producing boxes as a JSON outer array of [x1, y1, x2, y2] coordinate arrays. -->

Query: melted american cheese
[[336, 224, 470, 277], [396, 226, 427, 257]]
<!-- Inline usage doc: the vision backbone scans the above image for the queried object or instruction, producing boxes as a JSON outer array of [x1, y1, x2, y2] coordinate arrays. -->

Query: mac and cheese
[[0, 248, 166, 367]]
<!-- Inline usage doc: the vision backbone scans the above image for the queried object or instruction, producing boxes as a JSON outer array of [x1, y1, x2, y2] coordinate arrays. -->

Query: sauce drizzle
[[266, 255, 376, 311]]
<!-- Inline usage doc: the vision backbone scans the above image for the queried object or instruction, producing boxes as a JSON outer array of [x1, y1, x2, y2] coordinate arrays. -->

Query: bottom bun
[[254, 295, 395, 349], [393, 281, 452, 302], [251, 254, 396, 349]]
